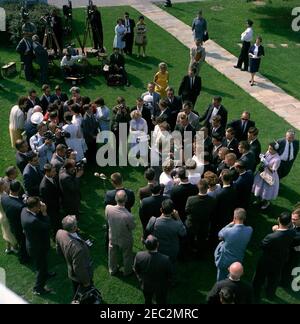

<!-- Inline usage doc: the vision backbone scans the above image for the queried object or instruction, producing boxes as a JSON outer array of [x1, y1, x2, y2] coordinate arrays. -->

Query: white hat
[[143, 94, 153, 103], [30, 112, 44, 125]]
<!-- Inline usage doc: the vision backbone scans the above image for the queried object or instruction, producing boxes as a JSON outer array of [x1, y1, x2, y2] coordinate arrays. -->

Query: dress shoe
[[233, 65, 241, 69], [33, 287, 52, 296]]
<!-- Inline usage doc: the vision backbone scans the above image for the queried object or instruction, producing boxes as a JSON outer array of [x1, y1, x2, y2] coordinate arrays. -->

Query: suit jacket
[[249, 138, 261, 166], [81, 113, 98, 144], [207, 278, 254, 304], [185, 194, 216, 238], [25, 97, 40, 113], [105, 205, 135, 246], [24, 121, 38, 143], [233, 170, 254, 210], [210, 125, 225, 138], [122, 18, 135, 36], [56, 229, 93, 285], [51, 92, 68, 103], [277, 138, 299, 161], [139, 194, 168, 231], [21, 208, 50, 256], [39, 176, 60, 213], [105, 188, 135, 212], [259, 229, 296, 268], [228, 119, 255, 142], [170, 183, 198, 221], [204, 136, 213, 155], [23, 164, 43, 197], [154, 108, 173, 126], [39, 94, 51, 114], [16, 38, 33, 61], [224, 138, 239, 157], [138, 184, 154, 201], [249, 44, 265, 57], [16, 151, 29, 174], [51, 154, 65, 174], [240, 151, 256, 172], [214, 186, 237, 230], [1, 195, 25, 239], [174, 123, 196, 141], [59, 169, 81, 214], [109, 53, 125, 68], [165, 96, 182, 124], [178, 75, 201, 103], [199, 104, 228, 129], [134, 251, 172, 292]]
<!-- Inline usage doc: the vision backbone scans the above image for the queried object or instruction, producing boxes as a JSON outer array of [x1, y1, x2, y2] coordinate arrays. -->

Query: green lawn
[[0, 5, 299, 304], [161, 0, 300, 100]]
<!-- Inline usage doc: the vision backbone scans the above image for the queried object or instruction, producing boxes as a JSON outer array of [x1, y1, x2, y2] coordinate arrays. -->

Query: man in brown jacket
[[56, 215, 93, 298]]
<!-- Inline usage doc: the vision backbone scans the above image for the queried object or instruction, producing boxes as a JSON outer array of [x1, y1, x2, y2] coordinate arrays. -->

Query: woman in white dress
[[0, 178, 18, 254], [186, 158, 201, 185], [252, 142, 281, 210], [63, 112, 86, 161], [113, 19, 126, 54], [159, 159, 175, 196], [129, 110, 148, 164]]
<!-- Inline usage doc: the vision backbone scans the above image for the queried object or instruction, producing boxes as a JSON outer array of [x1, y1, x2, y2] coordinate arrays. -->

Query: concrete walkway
[[48, 0, 300, 130], [131, 3, 300, 130]]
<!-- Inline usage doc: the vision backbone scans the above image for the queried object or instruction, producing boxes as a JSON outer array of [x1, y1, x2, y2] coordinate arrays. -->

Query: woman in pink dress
[[252, 142, 281, 210]]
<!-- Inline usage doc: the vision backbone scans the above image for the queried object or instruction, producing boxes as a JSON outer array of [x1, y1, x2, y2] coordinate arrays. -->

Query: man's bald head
[[228, 262, 244, 280], [115, 190, 127, 206]]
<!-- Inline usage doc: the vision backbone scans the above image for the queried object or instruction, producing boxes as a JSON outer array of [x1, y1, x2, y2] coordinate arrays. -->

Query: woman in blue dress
[[113, 18, 126, 54], [192, 10, 208, 42]]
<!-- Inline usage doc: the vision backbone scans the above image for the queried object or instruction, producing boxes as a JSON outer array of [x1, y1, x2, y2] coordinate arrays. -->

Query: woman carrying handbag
[[252, 142, 281, 210]]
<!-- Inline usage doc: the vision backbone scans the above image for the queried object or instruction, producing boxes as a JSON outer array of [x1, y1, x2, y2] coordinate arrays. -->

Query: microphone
[[94, 172, 107, 180]]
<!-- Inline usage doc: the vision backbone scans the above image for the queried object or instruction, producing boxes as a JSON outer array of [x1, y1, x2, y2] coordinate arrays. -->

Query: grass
[[161, 0, 300, 100], [0, 5, 299, 304]]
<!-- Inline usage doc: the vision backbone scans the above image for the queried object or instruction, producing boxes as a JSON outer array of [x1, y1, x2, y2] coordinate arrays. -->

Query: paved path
[[131, 3, 300, 130], [49, 0, 300, 130]]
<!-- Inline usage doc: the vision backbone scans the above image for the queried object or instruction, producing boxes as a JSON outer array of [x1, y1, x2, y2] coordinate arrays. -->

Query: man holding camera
[[56, 215, 94, 300], [59, 159, 83, 219]]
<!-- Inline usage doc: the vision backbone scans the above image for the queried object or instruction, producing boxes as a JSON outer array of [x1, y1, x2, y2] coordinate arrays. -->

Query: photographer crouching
[[59, 159, 84, 219]]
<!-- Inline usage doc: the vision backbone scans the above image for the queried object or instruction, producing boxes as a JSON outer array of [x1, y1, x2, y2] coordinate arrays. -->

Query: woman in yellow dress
[[153, 62, 169, 98]]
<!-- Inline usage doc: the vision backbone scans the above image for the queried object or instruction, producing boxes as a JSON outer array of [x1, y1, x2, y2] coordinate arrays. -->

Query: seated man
[[60, 52, 86, 77], [106, 48, 129, 86]]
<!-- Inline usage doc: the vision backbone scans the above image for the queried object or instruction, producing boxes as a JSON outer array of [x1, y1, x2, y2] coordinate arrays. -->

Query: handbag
[[259, 169, 274, 186]]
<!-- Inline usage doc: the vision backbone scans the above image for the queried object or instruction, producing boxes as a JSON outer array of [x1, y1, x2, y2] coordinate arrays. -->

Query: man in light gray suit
[[214, 208, 253, 281], [106, 190, 136, 276]]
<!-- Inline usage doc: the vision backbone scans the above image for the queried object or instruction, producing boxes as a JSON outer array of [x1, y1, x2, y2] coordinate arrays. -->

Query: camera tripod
[[42, 24, 62, 56]]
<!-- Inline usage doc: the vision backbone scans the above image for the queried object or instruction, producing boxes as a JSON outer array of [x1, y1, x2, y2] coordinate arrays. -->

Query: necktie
[[288, 142, 291, 161]]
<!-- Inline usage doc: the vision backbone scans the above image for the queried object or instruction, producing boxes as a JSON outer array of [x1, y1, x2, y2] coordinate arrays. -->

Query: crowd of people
[[1, 7, 299, 305]]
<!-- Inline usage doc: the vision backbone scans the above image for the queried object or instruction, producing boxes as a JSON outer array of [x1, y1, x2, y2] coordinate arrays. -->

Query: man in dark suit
[[228, 111, 255, 142], [210, 115, 225, 138], [25, 89, 40, 113], [200, 127, 213, 155], [211, 133, 225, 169], [207, 262, 253, 304], [104, 172, 135, 212], [89, 5, 104, 51], [139, 183, 168, 232], [56, 215, 94, 299], [131, 97, 152, 134], [277, 130, 299, 179], [39, 84, 52, 114], [51, 85, 68, 103], [174, 112, 196, 147], [178, 68, 202, 107], [23, 152, 43, 197], [123, 12, 136, 55], [138, 168, 156, 201], [170, 167, 198, 222], [185, 179, 216, 255], [211, 170, 237, 246], [153, 99, 172, 127], [199, 96, 228, 130], [16, 35, 34, 82], [15, 139, 29, 174], [21, 196, 53, 295], [166, 87, 181, 130], [238, 141, 256, 172], [40, 164, 61, 239], [51, 8, 63, 55], [108, 48, 129, 86], [1, 181, 29, 264], [59, 159, 83, 218], [233, 161, 254, 210], [224, 127, 239, 157], [134, 235, 172, 304], [51, 144, 67, 174], [253, 212, 295, 302], [248, 127, 261, 169]]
